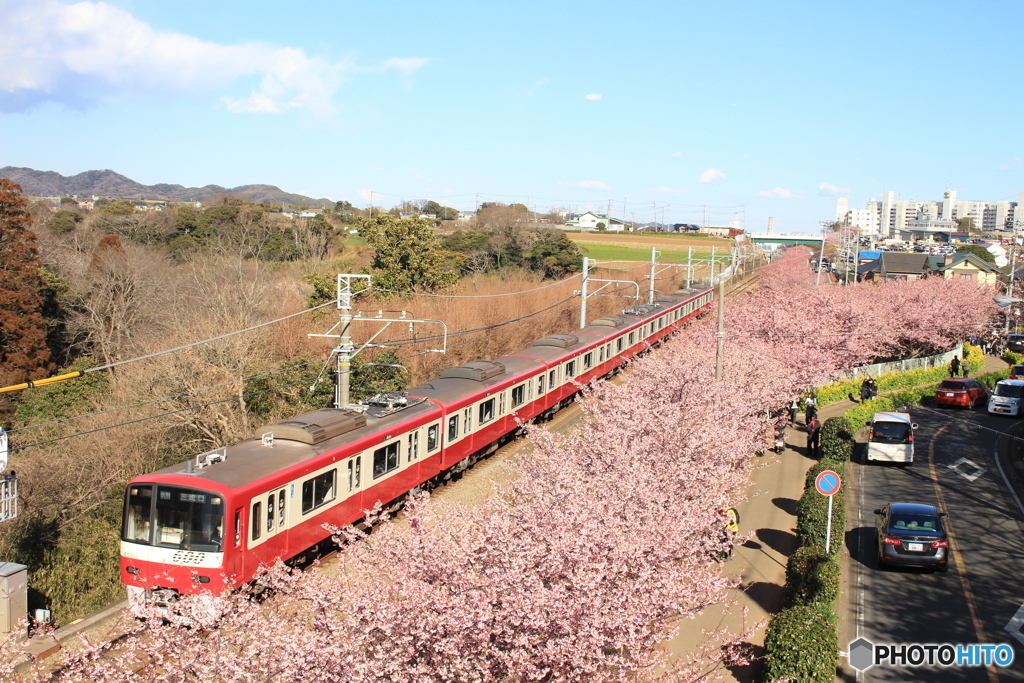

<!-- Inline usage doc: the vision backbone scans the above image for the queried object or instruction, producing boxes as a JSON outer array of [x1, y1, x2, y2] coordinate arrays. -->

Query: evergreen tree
[[0, 179, 52, 387], [359, 214, 462, 293]]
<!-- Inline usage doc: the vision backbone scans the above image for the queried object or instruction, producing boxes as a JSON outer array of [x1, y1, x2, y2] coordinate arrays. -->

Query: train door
[[408, 430, 420, 464], [259, 486, 288, 559], [227, 506, 243, 586]]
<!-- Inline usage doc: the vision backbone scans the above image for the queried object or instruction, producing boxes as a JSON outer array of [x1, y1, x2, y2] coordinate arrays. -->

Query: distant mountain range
[[0, 167, 333, 207]]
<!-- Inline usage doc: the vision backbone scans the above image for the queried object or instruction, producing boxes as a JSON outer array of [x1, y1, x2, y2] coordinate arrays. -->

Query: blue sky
[[2, 0, 1023, 233]]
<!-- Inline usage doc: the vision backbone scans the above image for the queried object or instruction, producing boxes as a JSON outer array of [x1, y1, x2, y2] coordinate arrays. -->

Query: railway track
[[17, 270, 764, 675]]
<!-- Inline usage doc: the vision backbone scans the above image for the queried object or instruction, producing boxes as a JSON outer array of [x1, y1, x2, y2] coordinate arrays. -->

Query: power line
[[7, 357, 328, 436]]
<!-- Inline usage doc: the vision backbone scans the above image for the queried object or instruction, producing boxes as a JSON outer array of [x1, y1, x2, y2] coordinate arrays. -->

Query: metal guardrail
[[838, 342, 964, 381]]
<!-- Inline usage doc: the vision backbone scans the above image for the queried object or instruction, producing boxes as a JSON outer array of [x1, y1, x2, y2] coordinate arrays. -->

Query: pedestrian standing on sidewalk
[[962, 358, 970, 377], [804, 394, 818, 423], [806, 416, 822, 458], [860, 378, 873, 401], [788, 399, 799, 424], [950, 355, 960, 377]]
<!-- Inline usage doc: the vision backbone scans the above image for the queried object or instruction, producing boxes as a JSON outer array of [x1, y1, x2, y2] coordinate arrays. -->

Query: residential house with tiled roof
[[926, 252, 1002, 287]]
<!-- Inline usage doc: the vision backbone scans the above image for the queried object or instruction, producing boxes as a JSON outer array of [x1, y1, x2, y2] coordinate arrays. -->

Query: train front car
[[120, 476, 233, 609]]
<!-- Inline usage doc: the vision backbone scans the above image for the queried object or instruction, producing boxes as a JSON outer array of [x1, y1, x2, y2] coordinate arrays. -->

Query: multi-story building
[[837, 189, 1024, 238]]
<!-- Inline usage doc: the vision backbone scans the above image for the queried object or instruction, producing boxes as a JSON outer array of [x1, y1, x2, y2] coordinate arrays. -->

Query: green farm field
[[574, 241, 720, 264]]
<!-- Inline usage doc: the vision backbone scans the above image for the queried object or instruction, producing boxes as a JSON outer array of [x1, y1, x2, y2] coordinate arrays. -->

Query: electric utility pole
[[310, 275, 448, 409]]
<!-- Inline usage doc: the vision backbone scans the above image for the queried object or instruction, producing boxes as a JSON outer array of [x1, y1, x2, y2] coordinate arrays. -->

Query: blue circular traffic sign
[[815, 470, 842, 496]]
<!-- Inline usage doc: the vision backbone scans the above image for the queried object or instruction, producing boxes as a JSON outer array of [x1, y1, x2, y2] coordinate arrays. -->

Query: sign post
[[814, 470, 842, 554]]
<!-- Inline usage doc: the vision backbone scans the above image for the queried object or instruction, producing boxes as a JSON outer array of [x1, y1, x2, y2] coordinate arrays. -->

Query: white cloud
[[759, 187, 794, 198], [559, 180, 610, 190], [357, 189, 373, 201], [671, 152, 682, 159], [999, 158, 1023, 171], [0, 0, 426, 116], [817, 183, 850, 196], [584, 93, 602, 101], [698, 168, 725, 184]]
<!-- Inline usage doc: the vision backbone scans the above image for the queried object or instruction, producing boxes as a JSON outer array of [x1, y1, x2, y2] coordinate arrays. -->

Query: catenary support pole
[[649, 248, 656, 304], [686, 247, 693, 289], [579, 257, 590, 328], [715, 274, 725, 380]]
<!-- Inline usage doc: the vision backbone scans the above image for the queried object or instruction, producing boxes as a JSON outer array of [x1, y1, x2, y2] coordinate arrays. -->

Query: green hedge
[[797, 462, 846, 555], [763, 603, 838, 683], [785, 545, 840, 607], [819, 416, 854, 462], [977, 369, 1011, 389], [1004, 350, 1023, 366]]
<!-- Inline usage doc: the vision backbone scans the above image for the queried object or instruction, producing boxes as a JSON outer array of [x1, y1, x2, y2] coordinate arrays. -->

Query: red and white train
[[120, 286, 715, 603]]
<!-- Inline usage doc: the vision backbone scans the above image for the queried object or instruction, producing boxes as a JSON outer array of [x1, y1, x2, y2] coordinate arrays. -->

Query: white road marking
[[1004, 602, 1024, 646], [948, 457, 987, 482]]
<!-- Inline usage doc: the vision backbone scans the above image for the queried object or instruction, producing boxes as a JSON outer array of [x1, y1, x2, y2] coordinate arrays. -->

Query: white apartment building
[[837, 189, 1024, 237]]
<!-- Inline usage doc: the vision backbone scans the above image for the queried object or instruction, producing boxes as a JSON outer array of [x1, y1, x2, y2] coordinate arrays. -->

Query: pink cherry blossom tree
[[3, 246, 998, 682]]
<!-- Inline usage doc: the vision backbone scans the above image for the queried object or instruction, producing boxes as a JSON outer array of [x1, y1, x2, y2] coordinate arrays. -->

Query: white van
[[865, 412, 917, 464], [988, 379, 1024, 416]]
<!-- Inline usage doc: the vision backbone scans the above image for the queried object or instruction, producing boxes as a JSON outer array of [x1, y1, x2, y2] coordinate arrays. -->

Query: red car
[[935, 378, 988, 409], [1010, 365, 1024, 380]]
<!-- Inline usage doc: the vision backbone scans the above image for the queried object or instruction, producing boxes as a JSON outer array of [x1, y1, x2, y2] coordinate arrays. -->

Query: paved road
[[843, 400, 1024, 682]]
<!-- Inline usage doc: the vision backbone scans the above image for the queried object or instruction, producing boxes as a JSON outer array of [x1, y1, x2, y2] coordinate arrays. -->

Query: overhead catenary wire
[[0, 299, 342, 395], [7, 356, 329, 436], [6, 279, 653, 449], [6, 375, 325, 455], [369, 273, 579, 298]]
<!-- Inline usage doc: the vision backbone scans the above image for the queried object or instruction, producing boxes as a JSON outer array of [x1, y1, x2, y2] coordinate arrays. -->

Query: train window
[[479, 399, 495, 424], [408, 431, 419, 462], [373, 443, 399, 479], [617, 337, 623, 352], [584, 353, 592, 369], [566, 360, 576, 377], [347, 460, 354, 492], [548, 370, 556, 389], [447, 415, 459, 441], [252, 502, 262, 541], [266, 494, 274, 533], [629, 331, 636, 345], [302, 469, 336, 513], [234, 509, 242, 547], [278, 490, 286, 528], [463, 407, 472, 434], [537, 375, 544, 395], [355, 456, 361, 488], [512, 384, 526, 407], [427, 424, 439, 452], [499, 392, 506, 415], [124, 485, 153, 544]]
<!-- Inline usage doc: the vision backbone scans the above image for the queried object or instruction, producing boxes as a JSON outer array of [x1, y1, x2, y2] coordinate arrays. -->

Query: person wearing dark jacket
[[806, 416, 822, 458]]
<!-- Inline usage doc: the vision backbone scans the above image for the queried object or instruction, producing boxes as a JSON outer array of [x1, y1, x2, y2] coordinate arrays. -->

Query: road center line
[[929, 422, 1000, 683]]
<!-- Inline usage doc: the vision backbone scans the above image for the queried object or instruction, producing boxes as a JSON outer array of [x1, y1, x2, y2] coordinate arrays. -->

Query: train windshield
[[123, 484, 225, 552]]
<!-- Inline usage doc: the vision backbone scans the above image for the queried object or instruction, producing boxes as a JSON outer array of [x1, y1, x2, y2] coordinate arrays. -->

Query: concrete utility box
[[0, 562, 27, 633]]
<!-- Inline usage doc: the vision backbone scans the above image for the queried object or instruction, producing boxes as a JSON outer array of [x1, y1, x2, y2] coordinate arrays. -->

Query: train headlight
[[193, 575, 211, 584], [126, 566, 140, 575]]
